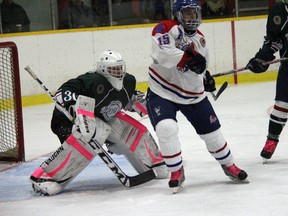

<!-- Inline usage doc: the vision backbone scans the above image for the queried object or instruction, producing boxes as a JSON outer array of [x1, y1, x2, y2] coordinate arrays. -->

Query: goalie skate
[[30, 171, 63, 196], [31, 181, 62, 196], [169, 166, 185, 194], [32, 184, 46, 196], [222, 164, 248, 183]]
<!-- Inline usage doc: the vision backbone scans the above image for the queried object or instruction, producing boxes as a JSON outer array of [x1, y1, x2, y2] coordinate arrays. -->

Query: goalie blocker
[[30, 95, 167, 195]]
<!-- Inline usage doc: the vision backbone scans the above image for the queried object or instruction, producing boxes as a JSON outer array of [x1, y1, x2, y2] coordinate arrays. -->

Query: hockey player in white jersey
[[146, 0, 248, 192], [29, 50, 168, 196]]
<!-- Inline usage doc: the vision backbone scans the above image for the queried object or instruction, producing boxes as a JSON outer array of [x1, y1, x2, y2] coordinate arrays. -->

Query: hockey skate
[[169, 166, 185, 193], [260, 138, 278, 162], [30, 176, 63, 196], [31, 183, 49, 196], [221, 164, 248, 183]]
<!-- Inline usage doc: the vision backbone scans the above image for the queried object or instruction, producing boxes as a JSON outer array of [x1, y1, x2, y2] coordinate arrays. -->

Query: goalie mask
[[172, 0, 202, 31], [97, 50, 126, 91]]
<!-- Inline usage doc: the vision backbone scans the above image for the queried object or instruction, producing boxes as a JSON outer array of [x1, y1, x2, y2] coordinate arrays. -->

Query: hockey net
[[0, 41, 25, 162]]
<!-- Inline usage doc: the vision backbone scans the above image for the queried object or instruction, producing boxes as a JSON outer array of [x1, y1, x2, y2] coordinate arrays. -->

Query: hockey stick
[[209, 58, 287, 100], [212, 58, 288, 78], [24, 66, 156, 188], [210, 81, 228, 101]]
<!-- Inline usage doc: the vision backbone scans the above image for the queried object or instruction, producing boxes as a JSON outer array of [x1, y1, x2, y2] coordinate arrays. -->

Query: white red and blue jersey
[[148, 19, 209, 105]]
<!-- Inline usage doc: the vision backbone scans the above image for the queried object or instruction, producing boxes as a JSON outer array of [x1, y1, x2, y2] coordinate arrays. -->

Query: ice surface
[[1, 82, 288, 216]]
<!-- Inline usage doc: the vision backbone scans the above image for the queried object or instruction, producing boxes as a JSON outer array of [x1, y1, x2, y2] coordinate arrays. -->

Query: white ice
[[1, 81, 288, 216]]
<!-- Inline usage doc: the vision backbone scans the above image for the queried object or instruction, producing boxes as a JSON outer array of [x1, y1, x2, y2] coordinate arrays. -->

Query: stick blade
[[128, 169, 156, 187], [215, 81, 228, 100]]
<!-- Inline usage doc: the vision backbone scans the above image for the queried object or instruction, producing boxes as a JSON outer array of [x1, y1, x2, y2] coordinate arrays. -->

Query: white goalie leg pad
[[199, 128, 234, 166], [107, 111, 168, 178], [92, 118, 112, 144], [155, 119, 182, 172], [30, 128, 110, 196]]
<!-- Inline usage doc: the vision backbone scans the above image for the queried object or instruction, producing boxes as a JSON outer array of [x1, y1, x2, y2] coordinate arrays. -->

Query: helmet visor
[[182, 8, 199, 24], [107, 64, 126, 79], [178, 5, 201, 30]]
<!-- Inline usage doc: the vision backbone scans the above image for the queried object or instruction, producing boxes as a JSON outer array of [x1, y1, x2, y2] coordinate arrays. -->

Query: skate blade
[[171, 183, 184, 194], [228, 176, 249, 184], [31, 184, 48, 196], [262, 158, 269, 164], [31, 188, 46, 196]]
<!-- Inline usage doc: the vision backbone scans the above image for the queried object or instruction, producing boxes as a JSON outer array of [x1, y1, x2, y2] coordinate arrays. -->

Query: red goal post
[[0, 41, 25, 162]]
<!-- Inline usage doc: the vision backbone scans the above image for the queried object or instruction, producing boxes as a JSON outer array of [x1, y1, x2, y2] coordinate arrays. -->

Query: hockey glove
[[131, 90, 146, 102], [124, 90, 145, 110], [124, 90, 147, 117], [203, 70, 216, 92], [246, 48, 275, 73], [185, 46, 206, 74], [177, 44, 207, 74]]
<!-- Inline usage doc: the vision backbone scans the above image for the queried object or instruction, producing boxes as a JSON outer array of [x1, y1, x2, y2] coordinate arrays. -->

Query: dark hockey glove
[[246, 58, 269, 73], [203, 70, 216, 92], [246, 48, 275, 73], [185, 47, 206, 74]]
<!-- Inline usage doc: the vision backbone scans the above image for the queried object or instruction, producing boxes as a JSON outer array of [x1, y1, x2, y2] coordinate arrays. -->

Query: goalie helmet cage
[[0, 41, 25, 162]]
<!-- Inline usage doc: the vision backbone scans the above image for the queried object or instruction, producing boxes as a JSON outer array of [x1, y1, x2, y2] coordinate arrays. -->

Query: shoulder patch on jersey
[[196, 29, 204, 37], [200, 37, 206, 47], [97, 84, 105, 94], [154, 23, 165, 34], [152, 20, 178, 35], [273, 16, 281, 25]]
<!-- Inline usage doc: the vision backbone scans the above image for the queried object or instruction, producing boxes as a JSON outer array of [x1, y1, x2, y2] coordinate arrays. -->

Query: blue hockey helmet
[[172, 0, 202, 31]]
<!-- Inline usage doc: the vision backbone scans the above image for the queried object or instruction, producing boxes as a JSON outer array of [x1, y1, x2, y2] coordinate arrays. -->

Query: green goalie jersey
[[53, 71, 136, 122], [262, 2, 288, 57]]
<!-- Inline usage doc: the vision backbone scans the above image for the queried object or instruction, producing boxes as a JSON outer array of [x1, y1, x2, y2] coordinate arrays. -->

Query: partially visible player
[[146, 0, 248, 192], [30, 50, 168, 196], [246, 0, 288, 162]]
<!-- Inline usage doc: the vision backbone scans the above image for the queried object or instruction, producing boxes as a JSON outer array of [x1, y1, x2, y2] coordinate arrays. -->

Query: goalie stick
[[212, 58, 288, 78], [24, 66, 156, 188]]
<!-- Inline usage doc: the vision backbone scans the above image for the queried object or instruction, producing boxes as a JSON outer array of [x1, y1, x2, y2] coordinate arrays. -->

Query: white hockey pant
[[199, 128, 234, 167], [30, 118, 111, 195], [155, 119, 182, 172], [106, 111, 168, 179]]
